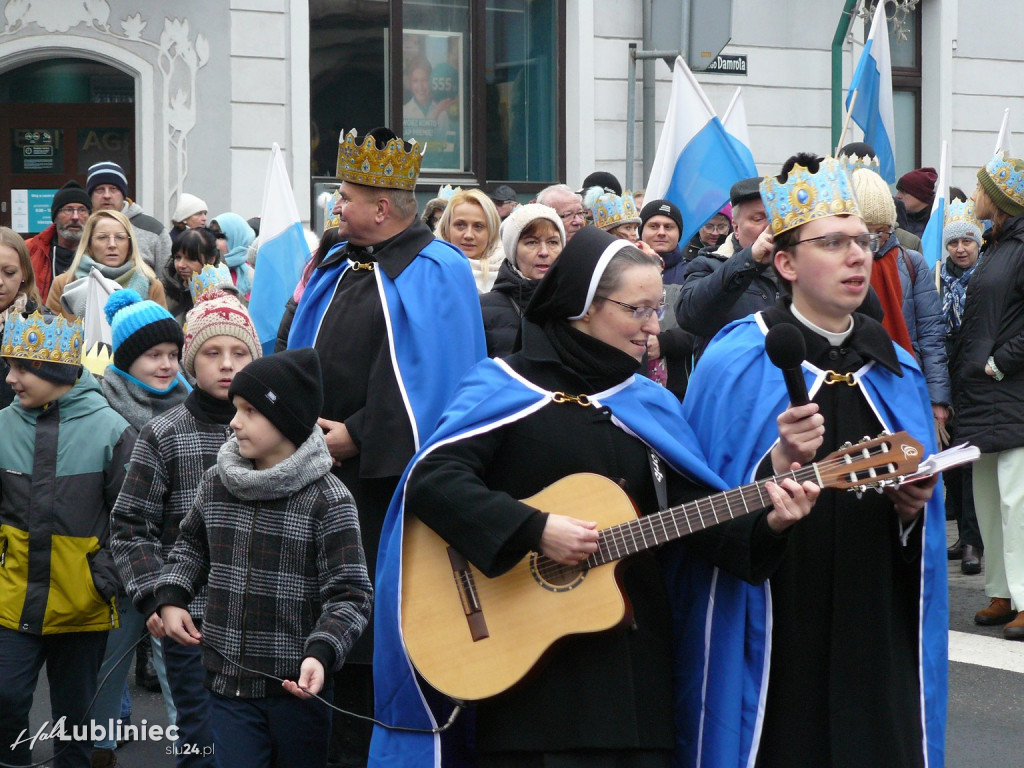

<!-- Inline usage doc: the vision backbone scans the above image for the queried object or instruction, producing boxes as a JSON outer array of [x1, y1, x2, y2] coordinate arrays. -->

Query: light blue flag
[[845, 2, 896, 182], [645, 57, 758, 246], [919, 140, 948, 269], [248, 143, 309, 354]]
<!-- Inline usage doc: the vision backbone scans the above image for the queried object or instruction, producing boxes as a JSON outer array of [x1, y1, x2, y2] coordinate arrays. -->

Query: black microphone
[[764, 323, 810, 406]]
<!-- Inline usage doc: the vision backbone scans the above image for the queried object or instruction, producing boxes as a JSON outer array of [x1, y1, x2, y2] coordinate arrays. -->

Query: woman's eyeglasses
[[596, 295, 666, 321], [91, 233, 129, 243]]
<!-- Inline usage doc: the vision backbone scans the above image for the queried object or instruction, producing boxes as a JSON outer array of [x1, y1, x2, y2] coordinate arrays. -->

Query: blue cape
[[288, 238, 486, 449], [674, 314, 947, 768], [368, 358, 729, 767]]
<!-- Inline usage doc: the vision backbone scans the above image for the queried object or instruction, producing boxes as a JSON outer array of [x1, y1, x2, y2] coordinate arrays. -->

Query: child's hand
[[146, 611, 166, 638], [282, 657, 325, 699], [160, 606, 201, 646]]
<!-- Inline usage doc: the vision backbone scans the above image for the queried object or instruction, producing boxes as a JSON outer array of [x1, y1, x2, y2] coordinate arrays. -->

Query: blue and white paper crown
[[982, 152, 1024, 209], [760, 157, 862, 236], [591, 192, 640, 231], [1, 310, 84, 367], [839, 152, 881, 175], [190, 264, 235, 303], [943, 199, 982, 244]]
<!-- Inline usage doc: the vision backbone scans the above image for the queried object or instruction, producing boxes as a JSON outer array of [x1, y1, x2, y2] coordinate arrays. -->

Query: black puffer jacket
[[479, 260, 539, 358], [951, 213, 1024, 453]]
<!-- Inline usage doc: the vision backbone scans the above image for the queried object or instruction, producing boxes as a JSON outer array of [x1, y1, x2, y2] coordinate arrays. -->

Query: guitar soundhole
[[530, 553, 586, 593]]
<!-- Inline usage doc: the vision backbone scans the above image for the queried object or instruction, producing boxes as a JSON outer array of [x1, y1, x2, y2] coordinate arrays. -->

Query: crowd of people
[[0, 127, 1020, 768]]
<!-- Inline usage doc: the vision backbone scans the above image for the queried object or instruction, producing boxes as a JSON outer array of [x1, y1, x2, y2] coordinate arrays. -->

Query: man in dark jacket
[[895, 166, 938, 238], [639, 198, 687, 284], [675, 177, 777, 360], [27, 180, 91, 302]]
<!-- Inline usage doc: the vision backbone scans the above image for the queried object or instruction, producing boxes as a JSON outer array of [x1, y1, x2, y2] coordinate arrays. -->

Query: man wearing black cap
[[639, 198, 686, 284], [26, 180, 92, 302], [676, 176, 778, 360], [488, 184, 518, 220]]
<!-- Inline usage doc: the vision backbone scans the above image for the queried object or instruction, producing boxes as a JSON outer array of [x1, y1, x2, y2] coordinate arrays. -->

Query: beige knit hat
[[181, 290, 262, 376], [851, 168, 896, 228]]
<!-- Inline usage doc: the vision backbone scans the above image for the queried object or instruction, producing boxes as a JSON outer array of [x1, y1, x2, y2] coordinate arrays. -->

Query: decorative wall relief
[[2, 1, 210, 218]]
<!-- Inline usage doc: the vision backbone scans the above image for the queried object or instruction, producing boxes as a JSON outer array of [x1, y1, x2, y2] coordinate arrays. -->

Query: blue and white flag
[[845, 1, 896, 182], [995, 107, 1014, 156], [722, 87, 757, 176], [249, 142, 309, 354], [644, 56, 757, 246], [919, 140, 948, 270]]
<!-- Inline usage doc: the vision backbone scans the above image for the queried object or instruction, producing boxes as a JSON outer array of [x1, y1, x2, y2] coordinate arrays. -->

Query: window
[[885, 1, 921, 177]]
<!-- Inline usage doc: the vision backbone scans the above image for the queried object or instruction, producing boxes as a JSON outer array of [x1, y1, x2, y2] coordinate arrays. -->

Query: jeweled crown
[[983, 152, 1024, 208], [591, 192, 641, 232], [335, 129, 424, 191], [190, 264, 234, 303], [944, 198, 980, 230], [839, 152, 881, 175], [1, 311, 84, 367], [760, 157, 862, 236]]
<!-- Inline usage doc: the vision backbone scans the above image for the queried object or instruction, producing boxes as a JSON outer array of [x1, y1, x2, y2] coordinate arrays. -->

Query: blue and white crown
[[324, 188, 341, 230], [943, 198, 983, 244], [591, 192, 640, 231], [760, 157, 862, 236], [190, 264, 235, 303], [983, 152, 1024, 209], [1, 310, 84, 367], [839, 152, 881, 175]]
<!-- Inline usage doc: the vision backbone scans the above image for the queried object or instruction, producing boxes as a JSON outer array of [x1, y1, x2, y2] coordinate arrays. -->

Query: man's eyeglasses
[[596, 295, 666, 321], [57, 206, 90, 217], [92, 232, 130, 243], [559, 209, 587, 222], [793, 232, 880, 253]]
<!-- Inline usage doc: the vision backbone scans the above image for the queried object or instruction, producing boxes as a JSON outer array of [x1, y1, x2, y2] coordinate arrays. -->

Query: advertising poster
[[403, 30, 463, 172]]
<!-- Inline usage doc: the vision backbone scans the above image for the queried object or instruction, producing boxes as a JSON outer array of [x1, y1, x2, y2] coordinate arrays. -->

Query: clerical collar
[[790, 303, 853, 347]]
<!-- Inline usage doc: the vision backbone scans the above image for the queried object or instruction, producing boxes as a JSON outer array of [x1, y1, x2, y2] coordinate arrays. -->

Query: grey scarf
[[218, 428, 333, 501], [101, 369, 189, 431]]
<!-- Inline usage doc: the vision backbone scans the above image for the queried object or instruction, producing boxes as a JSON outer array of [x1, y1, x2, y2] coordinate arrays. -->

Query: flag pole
[[722, 87, 742, 125], [835, 89, 858, 156]]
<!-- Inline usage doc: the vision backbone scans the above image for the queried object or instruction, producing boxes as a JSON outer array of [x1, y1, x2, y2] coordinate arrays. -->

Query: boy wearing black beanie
[[156, 348, 372, 767]]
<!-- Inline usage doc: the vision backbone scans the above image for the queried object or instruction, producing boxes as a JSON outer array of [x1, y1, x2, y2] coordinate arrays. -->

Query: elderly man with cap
[[87, 160, 172, 278], [287, 126, 485, 765], [676, 176, 779, 361], [895, 166, 938, 238], [488, 183, 519, 220], [536, 183, 587, 242], [27, 180, 92, 302], [639, 198, 687, 284]]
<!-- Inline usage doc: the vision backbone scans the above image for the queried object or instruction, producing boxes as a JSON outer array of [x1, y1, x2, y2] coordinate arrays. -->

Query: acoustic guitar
[[401, 431, 923, 702]]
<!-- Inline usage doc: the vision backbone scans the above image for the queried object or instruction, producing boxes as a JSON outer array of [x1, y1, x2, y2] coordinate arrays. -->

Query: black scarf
[[191, 387, 237, 424], [544, 319, 640, 393]]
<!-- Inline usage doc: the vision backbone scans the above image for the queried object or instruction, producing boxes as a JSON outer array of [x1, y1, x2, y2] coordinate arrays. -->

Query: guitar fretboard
[[588, 464, 820, 567]]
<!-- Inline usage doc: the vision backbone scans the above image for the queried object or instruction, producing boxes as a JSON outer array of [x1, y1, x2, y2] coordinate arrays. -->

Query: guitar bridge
[[447, 547, 490, 642]]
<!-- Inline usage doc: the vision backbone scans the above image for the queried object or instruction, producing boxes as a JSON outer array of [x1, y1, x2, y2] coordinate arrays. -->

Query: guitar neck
[[589, 464, 820, 567]]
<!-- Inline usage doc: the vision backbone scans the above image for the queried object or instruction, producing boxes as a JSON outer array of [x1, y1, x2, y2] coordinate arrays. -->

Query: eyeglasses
[[91, 232, 129, 243], [58, 206, 90, 217], [701, 222, 731, 234], [596, 295, 666, 321], [793, 232, 880, 253], [559, 209, 587, 222]]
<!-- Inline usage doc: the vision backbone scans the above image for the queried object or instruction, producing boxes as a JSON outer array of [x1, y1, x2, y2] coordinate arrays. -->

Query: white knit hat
[[499, 203, 565, 269], [851, 168, 896, 229], [172, 193, 208, 224]]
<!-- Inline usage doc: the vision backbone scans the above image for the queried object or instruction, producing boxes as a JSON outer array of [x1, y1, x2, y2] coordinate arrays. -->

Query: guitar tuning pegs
[[859, 435, 872, 443], [841, 441, 853, 449]]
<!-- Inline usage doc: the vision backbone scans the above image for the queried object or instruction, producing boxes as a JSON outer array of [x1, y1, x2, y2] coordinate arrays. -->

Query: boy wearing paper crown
[[0, 311, 136, 768], [674, 153, 946, 768], [109, 265, 262, 768]]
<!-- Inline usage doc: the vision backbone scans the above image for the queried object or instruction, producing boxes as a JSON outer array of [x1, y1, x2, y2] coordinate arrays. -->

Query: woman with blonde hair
[[0, 227, 44, 407], [47, 209, 166, 320], [435, 188, 503, 292]]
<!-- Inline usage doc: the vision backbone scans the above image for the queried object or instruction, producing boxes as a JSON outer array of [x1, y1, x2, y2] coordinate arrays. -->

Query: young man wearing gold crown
[[0, 311, 136, 768], [671, 153, 946, 768], [287, 126, 486, 764]]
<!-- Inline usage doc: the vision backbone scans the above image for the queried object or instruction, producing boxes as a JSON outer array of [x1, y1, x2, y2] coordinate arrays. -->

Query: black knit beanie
[[228, 348, 323, 448], [50, 181, 92, 221]]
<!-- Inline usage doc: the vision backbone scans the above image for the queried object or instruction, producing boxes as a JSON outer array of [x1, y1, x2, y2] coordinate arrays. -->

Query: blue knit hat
[[87, 161, 129, 197], [104, 289, 184, 372]]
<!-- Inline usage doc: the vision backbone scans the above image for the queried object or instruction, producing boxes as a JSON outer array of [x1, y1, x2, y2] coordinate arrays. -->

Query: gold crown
[[760, 156, 862, 236], [591, 192, 641, 231], [335, 129, 424, 191], [1, 310, 84, 367]]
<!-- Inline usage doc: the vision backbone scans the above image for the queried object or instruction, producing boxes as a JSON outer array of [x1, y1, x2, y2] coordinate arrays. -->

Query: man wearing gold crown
[[287, 126, 486, 764], [0, 311, 136, 768], [671, 153, 946, 768]]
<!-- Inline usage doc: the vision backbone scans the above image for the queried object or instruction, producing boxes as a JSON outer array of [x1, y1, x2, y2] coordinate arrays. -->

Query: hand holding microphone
[[765, 324, 825, 472]]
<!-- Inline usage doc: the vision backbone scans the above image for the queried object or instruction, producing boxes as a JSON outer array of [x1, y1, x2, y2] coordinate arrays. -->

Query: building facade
[[0, 0, 1019, 234]]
